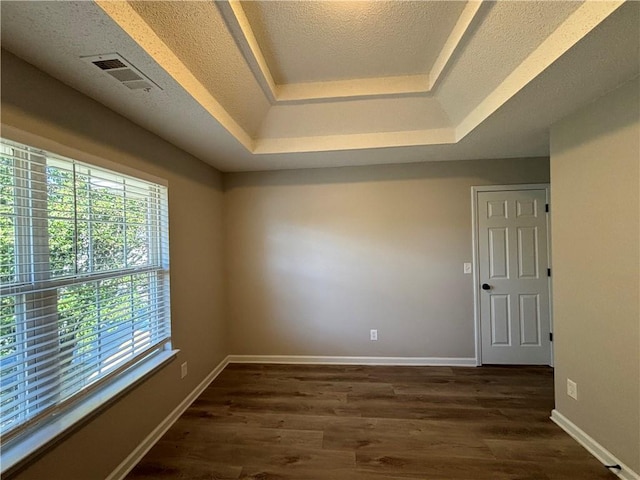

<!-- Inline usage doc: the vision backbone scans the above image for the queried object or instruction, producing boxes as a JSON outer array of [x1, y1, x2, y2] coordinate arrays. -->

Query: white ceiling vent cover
[[82, 53, 162, 91]]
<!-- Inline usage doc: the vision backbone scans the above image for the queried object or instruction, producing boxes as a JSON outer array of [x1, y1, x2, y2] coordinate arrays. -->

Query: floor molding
[[227, 355, 477, 367], [106, 355, 231, 480], [551, 409, 639, 480]]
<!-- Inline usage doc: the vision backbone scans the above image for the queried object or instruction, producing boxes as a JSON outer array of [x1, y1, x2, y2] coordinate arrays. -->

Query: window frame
[[0, 126, 178, 476]]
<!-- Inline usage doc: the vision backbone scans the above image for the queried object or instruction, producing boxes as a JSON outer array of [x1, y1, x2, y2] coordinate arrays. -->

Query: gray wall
[[550, 77, 640, 473], [224, 159, 550, 359], [2, 51, 228, 480]]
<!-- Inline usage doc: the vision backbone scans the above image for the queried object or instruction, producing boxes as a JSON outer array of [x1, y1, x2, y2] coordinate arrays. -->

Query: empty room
[[0, 1, 638, 479]]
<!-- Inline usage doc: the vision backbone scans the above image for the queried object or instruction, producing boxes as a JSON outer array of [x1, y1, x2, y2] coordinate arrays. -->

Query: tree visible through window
[[0, 138, 170, 441]]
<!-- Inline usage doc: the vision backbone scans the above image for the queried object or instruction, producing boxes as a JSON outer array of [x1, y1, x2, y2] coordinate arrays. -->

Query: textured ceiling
[[241, 1, 467, 84], [436, 0, 582, 124], [127, 0, 270, 137], [0, 0, 638, 172]]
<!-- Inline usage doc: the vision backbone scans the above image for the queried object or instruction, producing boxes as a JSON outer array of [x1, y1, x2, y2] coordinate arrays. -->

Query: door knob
[[482, 283, 491, 290]]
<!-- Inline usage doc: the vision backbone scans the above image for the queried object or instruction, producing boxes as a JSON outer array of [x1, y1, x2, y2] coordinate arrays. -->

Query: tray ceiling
[[0, 1, 638, 171], [240, 1, 467, 84]]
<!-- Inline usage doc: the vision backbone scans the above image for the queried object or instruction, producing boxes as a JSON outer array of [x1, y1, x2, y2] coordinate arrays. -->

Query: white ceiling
[[240, 1, 467, 84], [0, 1, 638, 172]]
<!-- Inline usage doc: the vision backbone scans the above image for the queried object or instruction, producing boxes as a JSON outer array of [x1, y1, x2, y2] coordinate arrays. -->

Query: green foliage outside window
[[0, 142, 169, 438]]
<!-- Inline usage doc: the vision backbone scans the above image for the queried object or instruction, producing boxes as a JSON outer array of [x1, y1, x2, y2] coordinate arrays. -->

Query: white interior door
[[477, 188, 551, 365]]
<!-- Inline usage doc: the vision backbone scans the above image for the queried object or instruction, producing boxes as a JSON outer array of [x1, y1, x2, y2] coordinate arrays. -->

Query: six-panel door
[[478, 189, 551, 365]]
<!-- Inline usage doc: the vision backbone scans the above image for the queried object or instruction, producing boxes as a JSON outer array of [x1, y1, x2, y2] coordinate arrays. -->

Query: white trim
[[2, 349, 178, 477], [106, 354, 474, 479], [276, 75, 430, 102], [551, 410, 639, 480], [94, 1, 254, 152], [545, 186, 554, 367], [471, 186, 481, 366], [214, 1, 482, 102], [471, 184, 552, 366], [227, 355, 476, 367], [456, 2, 624, 141], [106, 354, 473, 479], [429, 1, 483, 90], [253, 128, 455, 155], [106, 355, 231, 480], [215, 0, 277, 103], [471, 184, 551, 193]]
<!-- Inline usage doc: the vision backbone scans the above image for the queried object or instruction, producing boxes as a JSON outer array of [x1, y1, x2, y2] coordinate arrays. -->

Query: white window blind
[[0, 138, 170, 442]]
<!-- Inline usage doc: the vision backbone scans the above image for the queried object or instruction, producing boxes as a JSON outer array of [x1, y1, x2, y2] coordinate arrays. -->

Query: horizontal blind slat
[[1, 320, 170, 395], [1, 326, 171, 408], [1, 339, 170, 436], [0, 317, 170, 383], [1, 338, 171, 430], [1, 267, 168, 295], [0, 304, 171, 349], [0, 137, 171, 441]]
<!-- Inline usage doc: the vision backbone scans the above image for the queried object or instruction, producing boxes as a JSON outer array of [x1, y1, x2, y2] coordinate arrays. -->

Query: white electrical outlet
[[567, 379, 578, 400], [370, 329, 378, 341], [181, 362, 188, 379], [463, 263, 472, 274]]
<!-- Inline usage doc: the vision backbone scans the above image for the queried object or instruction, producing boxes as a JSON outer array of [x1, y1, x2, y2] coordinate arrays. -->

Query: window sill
[[0, 349, 179, 478]]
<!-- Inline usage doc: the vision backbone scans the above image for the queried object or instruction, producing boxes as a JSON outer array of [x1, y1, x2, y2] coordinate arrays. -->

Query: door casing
[[471, 184, 553, 366]]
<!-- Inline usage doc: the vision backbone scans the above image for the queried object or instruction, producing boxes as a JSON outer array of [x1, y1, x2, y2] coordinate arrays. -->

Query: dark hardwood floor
[[126, 364, 615, 479]]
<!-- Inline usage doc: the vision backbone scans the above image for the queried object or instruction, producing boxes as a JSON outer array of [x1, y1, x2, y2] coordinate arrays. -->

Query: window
[[0, 138, 170, 444]]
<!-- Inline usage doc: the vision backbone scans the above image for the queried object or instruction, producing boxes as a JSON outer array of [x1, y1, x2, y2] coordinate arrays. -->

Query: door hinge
[[545, 204, 549, 213], [549, 332, 553, 342], [547, 268, 551, 277]]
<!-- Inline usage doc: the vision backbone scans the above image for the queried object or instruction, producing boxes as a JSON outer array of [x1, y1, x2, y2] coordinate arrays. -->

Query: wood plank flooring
[[126, 364, 615, 480]]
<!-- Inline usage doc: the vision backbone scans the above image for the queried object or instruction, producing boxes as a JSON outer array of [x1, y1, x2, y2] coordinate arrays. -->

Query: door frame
[[471, 184, 553, 366]]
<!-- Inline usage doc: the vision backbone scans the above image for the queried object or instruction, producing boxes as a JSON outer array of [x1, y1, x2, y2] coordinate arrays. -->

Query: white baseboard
[[106, 355, 231, 480], [106, 354, 474, 479], [551, 410, 639, 480], [227, 355, 477, 367]]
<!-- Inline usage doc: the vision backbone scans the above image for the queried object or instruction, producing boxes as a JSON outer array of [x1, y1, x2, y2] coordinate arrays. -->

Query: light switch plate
[[464, 263, 472, 274], [567, 379, 578, 400]]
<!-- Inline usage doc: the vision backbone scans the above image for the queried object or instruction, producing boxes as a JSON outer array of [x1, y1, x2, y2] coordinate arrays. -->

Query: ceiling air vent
[[82, 53, 162, 91]]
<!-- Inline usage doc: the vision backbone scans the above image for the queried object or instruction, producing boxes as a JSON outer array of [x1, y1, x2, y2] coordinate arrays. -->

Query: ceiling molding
[[96, 0, 628, 156], [455, 0, 626, 141], [278, 78, 431, 102], [217, 0, 483, 103], [254, 128, 455, 155], [95, 0, 255, 151], [216, 0, 277, 103], [428, 0, 483, 91], [97, 0, 627, 155], [275, 75, 430, 103], [2, 0, 637, 171]]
